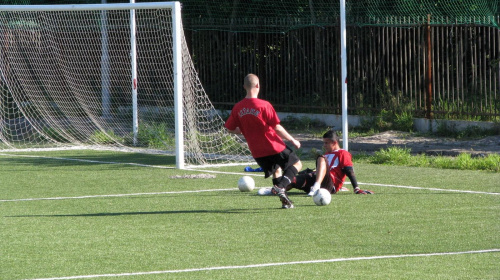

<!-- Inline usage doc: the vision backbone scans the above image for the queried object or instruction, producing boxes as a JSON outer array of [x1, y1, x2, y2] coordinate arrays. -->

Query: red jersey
[[323, 149, 354, 192], [224, 98, 286, 158]]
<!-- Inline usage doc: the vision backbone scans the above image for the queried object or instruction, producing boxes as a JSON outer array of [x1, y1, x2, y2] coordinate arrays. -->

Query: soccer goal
[[0, 2, 251, 168]]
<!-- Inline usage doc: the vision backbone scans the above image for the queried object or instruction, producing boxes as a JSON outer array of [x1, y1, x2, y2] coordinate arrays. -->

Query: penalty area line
[[27, 249, 500, 280]]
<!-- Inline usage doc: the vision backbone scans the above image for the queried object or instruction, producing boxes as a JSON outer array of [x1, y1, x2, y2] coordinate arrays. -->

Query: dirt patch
[[294, 130, 500, 157]]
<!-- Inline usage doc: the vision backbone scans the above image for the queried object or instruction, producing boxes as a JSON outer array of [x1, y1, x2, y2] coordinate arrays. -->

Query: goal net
[[0, 2, 251, 168]]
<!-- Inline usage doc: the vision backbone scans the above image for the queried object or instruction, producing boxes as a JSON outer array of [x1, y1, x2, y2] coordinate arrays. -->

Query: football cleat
[[282, 202, 295, 209], [272, 185, 294, 209]]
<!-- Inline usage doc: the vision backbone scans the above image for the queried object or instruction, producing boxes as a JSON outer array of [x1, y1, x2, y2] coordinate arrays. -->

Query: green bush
[[455, 153, 474, 170], [408, 154, 430, 167], [359, 109, 414, 133], [431, 156, 454, 169], [393, 111, 414, 132], [136, 122, 175, 149], [89, 130, 123, 145], [361, 146, 500, 172], [371, 146, 412, 165], [477, 154, 500, 172]]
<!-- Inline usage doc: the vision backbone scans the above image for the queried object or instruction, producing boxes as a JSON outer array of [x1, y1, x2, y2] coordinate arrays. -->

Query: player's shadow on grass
[[0, 153, 176, 168], [7, 208, 274, 218]]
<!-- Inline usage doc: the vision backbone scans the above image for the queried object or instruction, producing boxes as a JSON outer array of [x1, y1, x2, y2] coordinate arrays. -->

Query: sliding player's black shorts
[[292, 156, 335, 194]]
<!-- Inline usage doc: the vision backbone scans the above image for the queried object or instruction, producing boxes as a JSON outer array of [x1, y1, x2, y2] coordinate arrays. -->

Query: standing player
[[225, 74, 302, 209]]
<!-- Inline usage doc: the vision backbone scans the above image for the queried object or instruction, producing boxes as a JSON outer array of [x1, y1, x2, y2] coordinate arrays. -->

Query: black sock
[[272, 177, 281, 186], [277, 166, 298, 189]]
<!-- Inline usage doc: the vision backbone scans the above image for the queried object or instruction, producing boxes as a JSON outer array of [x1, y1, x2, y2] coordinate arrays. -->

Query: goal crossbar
[[0, 3, 176, 12]]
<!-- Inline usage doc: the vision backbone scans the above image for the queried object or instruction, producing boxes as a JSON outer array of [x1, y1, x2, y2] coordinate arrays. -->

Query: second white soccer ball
[[238, 176, 255, 192], [313, 188, 332, 206]]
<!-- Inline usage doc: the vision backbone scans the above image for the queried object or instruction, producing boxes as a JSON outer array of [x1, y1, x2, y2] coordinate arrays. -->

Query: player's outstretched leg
[[257, 187, 273, 195]]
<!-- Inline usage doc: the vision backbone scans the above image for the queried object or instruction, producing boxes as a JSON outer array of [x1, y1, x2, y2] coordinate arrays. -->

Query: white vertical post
[[172, 1, 184, 169], [101, 0, 111, 119], [340, 0, 348, 151], [130, 0, 138, 145]]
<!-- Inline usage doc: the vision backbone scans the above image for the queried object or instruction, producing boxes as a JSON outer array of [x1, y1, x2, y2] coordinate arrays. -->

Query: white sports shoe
[[340, 187, 349, 192], [257, 187, 273, 196], [307, 185, 320, 196]]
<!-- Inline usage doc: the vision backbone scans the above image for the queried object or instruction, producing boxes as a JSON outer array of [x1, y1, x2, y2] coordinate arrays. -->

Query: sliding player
[[259, 130, 372, 196]]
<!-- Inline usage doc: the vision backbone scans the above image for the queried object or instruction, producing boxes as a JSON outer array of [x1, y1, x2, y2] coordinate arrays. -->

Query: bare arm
[[226, 127, 242, 134], [274, 124, 301, 149]]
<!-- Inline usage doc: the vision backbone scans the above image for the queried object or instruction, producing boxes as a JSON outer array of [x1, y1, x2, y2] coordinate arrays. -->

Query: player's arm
[[226, 127, 242, 134], [343, 166, 373, 194], [224, 113, 242, 134], [274, 124, 300, 149], [342, 166, 358, 189]]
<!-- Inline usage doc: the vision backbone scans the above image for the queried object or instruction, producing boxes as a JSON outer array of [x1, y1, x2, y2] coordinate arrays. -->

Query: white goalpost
[[0, 2, 251, 168], [340, 0, 349, 151]]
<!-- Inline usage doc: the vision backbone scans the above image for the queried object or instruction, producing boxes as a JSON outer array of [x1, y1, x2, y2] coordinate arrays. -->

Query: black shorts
[[292, 156, 335, 194], [254, 146, 300, 178]]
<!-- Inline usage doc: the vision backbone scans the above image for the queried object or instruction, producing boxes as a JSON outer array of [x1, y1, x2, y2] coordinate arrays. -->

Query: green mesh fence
[[186, 0, 499, 31], [350, 0, 499, 27], [3, 0, 499, 32]]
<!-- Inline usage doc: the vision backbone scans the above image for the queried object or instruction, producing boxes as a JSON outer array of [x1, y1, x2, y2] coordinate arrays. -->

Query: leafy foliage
[[136, 122, 175, 149], [359, 109, 414, 133], [89, 130, 123, 145], [363, 146, 500, 172]]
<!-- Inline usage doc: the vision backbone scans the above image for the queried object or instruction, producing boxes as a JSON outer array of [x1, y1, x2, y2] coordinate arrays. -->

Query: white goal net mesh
[[0, 4, 251, 167]]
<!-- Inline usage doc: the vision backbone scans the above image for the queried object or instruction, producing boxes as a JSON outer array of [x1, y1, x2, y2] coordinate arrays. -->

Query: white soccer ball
[[238, 176, 255, 192], [313, 188, 332, 206]]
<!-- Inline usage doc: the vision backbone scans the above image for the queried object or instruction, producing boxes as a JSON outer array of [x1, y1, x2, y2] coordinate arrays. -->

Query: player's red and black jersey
[[323, 149, 353, 192]]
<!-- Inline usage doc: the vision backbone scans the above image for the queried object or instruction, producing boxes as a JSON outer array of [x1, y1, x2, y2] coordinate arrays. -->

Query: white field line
[[26, 249, 500, 280], [357, 182, 500, 195]]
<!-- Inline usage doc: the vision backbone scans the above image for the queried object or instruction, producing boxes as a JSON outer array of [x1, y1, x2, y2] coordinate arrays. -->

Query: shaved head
[[244, 74, 259, 90]]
